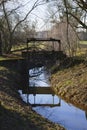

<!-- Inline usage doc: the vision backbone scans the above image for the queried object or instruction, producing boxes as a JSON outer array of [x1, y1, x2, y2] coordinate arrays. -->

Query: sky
[[23, 0, 52, 31], [12, 0, 52, 31], [2, 0, 59, 31], [1, 0, 87, 32], [2, 0, 51, 31]]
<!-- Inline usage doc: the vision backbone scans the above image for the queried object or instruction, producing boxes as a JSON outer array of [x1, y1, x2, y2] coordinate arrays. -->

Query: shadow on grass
[[0, 104, 41, 130], [51, 56, 85, 74]]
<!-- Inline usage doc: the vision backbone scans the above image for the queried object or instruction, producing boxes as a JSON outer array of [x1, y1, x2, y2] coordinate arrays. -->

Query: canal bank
[[51, 59, 87, 111], [20, 64, 87, 130], [0, 56, 87, 130], [0, 59, 65, 130]]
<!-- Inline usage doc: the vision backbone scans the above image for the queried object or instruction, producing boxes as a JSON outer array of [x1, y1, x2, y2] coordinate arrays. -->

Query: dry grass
[[51, 61, 87, 111]]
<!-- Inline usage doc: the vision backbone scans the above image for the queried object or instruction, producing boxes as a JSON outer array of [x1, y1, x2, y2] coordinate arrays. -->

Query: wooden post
[[0, 31, 2, 55], [26, 38, 29, 60], [59, 40, 61, 51], [53, 95, 54, 104], [53, 41, 54, 51], [34, 94, 36, 104], [27, 94, 29, 104]]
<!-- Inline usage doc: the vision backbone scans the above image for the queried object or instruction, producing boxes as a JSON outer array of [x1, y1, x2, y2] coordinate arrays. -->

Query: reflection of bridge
[[22, 87, 61, 107]]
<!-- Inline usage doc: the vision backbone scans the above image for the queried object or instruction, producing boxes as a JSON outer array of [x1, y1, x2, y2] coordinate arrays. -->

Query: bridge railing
[[26, 37, 61, 51]]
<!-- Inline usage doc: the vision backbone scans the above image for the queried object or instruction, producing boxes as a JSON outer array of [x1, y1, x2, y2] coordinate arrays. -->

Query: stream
[[19, 66, 87, 130]]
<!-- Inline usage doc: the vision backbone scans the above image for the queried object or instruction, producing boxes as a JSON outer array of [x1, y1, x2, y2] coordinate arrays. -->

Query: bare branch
[[7, 5, 22, 16], [12, 0, 46, 34], [76, 0, 87, 11], [68, 11, 87, 29], [79, 0, 87, 9], [2, 2, 11, 33]]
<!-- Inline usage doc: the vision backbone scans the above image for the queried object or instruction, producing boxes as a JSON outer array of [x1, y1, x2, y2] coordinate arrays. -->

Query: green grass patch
[[11, 44, 27, 51], [11, 42, 46, 52], [0, 56, 23, 61], [79, 41, 87, 45]]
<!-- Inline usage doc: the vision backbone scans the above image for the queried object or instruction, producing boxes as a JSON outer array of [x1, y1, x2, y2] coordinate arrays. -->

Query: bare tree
[[0, 0, 47, 54], [47, 0, 87, 29], [46, 0, 80, 56]]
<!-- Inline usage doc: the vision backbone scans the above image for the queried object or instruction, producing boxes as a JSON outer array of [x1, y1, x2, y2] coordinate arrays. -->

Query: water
[[29, 66, 50, 87], [19, 66, 87, 130]]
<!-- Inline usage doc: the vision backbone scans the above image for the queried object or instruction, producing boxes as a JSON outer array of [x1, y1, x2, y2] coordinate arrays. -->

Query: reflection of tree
[[29, 66, 50, 86], [29, 67, 44, 77]]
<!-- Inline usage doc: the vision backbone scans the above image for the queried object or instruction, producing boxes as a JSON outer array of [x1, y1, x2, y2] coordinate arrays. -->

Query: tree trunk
[[0, 32, 2, 55]]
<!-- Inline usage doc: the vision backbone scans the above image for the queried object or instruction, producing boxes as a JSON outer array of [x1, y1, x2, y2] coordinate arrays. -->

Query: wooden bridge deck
[[11, 38, 66, 63], [22, 87, 55, 95], [27, 38, 61, 42]]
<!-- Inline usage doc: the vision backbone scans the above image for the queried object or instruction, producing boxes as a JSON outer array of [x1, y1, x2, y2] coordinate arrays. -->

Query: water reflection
[[27, 66, 61, 107], [28, 94, 61, 107], [33, 99, 87, 130], [19, 66, 87, 130], [29, 66, 50, 87], [85, 111, 87, 120]]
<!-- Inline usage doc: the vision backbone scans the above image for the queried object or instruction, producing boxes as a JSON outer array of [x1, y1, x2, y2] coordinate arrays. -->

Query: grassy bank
[[79, 41, 87, 45], [51, 58, 87, 111], [0, 59, 65, 130]]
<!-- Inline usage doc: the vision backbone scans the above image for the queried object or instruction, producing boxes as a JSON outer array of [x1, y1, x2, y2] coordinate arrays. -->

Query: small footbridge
[[22, 38, 66, 67], [20, 38, 66, 107]]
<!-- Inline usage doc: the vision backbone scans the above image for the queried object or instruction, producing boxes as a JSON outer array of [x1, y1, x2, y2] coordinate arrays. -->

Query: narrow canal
[[19, 66, 87, 130]]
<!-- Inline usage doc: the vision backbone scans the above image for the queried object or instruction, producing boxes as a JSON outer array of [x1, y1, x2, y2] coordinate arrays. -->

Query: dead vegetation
[[51, 59, 87, 111]]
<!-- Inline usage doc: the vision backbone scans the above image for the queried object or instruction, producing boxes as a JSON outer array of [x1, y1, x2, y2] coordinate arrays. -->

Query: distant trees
[[63, 0, 87, 29], [47, 0, 87, 29], [46, 0, 87, 56], [0, 0, 86, 55], [50, 20, 79, 55]]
